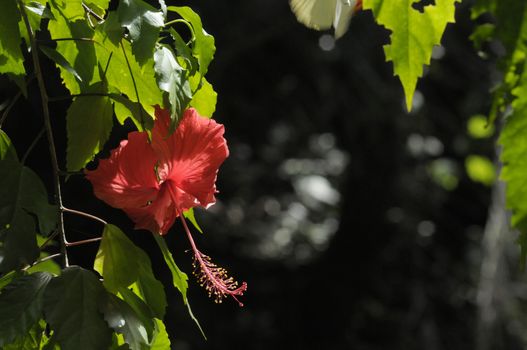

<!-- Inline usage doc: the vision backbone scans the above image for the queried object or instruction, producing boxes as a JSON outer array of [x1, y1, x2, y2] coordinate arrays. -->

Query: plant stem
[[65, 237, 102, 247], [22, 253, 63, 271], [18, 0, 69, 267], [21, 127, 45, 164], [62, 207, 108, 225], [48, 92, 111, 102], [82, 2, 104, 22], [0, 91, 22, 128], [120, 40, 146, 130]]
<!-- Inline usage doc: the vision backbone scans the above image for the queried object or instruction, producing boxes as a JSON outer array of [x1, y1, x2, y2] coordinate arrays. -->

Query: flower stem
[[18, 0, 69, 267]]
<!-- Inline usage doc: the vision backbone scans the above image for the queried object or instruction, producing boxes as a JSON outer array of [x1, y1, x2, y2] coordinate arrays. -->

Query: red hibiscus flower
[[86, 107, 246, 305]]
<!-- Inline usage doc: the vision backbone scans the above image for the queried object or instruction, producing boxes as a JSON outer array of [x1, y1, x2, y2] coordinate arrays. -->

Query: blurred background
[[3, 0, 527, 349]]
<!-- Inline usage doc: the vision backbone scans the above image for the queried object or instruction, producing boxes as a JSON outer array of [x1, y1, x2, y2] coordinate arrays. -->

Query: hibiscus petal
[[152, 108, 229, 209], [85, 131, 159, 209], [124, 184, 177, 235]]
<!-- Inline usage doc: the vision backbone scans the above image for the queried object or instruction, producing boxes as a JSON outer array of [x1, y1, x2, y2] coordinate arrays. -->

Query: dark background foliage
[[2, 0, 524, 349]]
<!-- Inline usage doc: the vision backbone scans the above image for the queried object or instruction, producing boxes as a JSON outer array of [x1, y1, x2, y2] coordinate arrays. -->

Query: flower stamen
[[176, 205, 247, 306]]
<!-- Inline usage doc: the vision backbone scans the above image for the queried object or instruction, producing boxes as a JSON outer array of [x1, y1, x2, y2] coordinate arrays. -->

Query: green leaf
[[110, 93, 153, 131], [40, 45, 83, 83], [48, 0, 97, 94], [363, 0, 460, 111], [117, 0, 164, 65], [499, 68, 527, 268], [0, 271, 22, 291], [150, 319, 171, 350], [0, 161, 57, 272], [183, 208, 203, 234], [101, 293, 149, 350], [154, 45, 192, 122], [94, 224, 167, 318], [0, 130, 18, 162], [117, 287, 155, 338], [471, 0, 527, 123], [0, 272, 52, 347], [0, 0, 26, 91], [94, 14, 164, 117], [66, 87, 113, 171], [189, 74, 217, 118], [3, 320, 51, 350], [167, 6, 216, 75], [43, 267, 112, 350], [83, 0, 111, 18], [27, 253, 62, 276], [152, 234, 206, 338]]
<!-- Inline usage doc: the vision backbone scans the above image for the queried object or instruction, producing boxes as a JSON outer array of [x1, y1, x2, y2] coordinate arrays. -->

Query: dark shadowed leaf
[[0, 272, 52, 346], [101, 293, 150, 350], [0, 160, 57, 272], [43, 267, 112, 350]]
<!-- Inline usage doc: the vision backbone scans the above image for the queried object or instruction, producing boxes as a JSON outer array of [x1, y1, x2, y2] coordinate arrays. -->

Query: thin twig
[[0, 91, 22, 128], [120, 40, 146, 130], [18, 0, 69, 267], [38, 37, 95, 43], [65, 237, 102, 247], [39, 230, 59, 250], [21, 128, 45, 164], [62, 207, 108, 225], [48, 92, 111, 102], [82, 2, 104, 22], [22, 253, 63, 271], [58, 170, 84, 176]]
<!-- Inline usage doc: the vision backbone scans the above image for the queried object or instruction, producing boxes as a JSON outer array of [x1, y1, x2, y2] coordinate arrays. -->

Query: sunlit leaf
[[153, 234, 205, 338], [363, 0, 460, 111], [167, 6, 216, 75], [66, 87, 113, 171], [499, 68, 527, 268], [94, 224, 167, 319], [150, 319, 170, 350], [154, 45, 192, 122], [40, 45, 83, 83], [183, 208, 203, 234], [94, 13, 163, 117], [43, 267, 112, 350], [48, 0, 97, 94], [0, 0, 26, 91], [110, 93, 153, 131], [471, 0, 527, 122], [117, 0, 164, 65], [0, 272, 52, 347], [189, 74, 217, 118]]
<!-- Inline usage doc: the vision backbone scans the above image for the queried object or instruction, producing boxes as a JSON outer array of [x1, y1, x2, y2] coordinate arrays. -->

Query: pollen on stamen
[[192, 250, 247, 307]]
